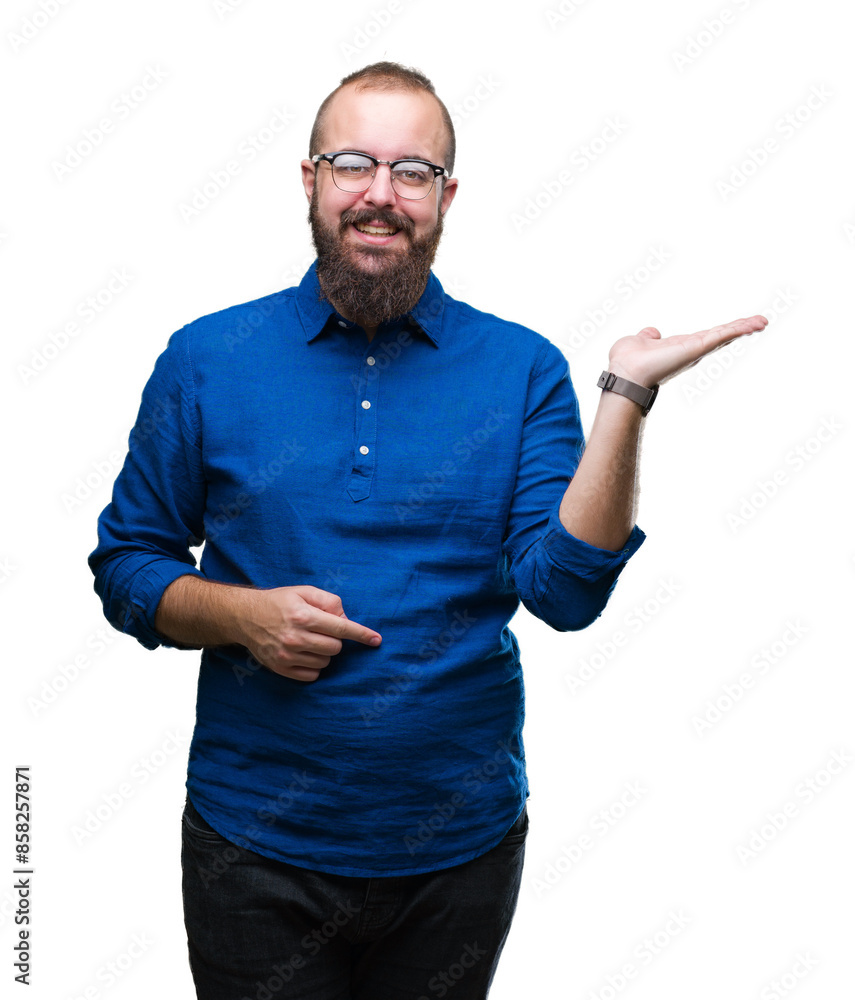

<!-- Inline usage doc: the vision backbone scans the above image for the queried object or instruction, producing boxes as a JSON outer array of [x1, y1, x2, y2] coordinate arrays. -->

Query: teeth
[[356, 223, 398, 235]]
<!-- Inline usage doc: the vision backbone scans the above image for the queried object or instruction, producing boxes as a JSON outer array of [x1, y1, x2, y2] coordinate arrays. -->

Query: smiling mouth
[[354, 221, 400, 236]]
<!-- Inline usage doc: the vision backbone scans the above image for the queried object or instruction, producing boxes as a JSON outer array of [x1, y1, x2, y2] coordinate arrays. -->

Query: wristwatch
[[597, 371, 659, 416]]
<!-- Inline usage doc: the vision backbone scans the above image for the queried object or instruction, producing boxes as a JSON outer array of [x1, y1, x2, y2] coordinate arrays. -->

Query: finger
[[672, 319, 759, 363], [313, 608, 382, 646], [291, 587, 382, 646], [280, 664, 324, 683], [260, 649, 331, 681], [703, 314, 768, 342], [290, 632, 345, 658], [293, 586, 347, 616]]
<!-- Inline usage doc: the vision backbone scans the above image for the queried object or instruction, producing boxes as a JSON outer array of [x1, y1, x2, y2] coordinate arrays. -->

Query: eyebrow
[[340, 148, 436, 163]]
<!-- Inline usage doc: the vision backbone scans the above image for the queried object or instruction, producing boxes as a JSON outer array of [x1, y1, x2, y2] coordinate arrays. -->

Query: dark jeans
[[181, 795, 528, 1000]]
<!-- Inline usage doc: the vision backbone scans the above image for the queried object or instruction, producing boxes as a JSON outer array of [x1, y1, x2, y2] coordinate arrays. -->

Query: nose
[[362, 164, 396, 208]]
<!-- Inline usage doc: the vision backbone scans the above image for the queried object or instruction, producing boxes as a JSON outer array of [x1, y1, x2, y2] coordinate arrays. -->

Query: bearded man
[[89, 61, 766, 999]]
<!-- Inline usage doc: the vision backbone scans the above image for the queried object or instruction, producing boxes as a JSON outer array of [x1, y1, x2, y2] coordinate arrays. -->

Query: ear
[[439, 176, 458, 217], [300, 159, 316, 203]]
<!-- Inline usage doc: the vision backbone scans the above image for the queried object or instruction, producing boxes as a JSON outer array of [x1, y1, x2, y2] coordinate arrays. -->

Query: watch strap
[[597, 371, 659, 415]]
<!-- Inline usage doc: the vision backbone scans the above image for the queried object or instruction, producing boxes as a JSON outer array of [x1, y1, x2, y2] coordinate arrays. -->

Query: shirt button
[[361, 400, 371, 409], [366, 356, 376, 366], [359, 445, 369, 455], [338, 320, 348, 328]]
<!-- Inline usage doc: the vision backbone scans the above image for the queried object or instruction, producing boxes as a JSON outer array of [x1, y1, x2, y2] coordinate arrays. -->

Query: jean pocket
[[182, 797, 229, 844], [501, 804, 529, 845]]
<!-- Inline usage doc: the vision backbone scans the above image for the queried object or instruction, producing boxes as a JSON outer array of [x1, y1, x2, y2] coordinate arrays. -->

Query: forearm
[[153, 576, 381, 680], [559, 313, 767, 551], [153, 574, 258, 649], [558, 389, 645, 552]]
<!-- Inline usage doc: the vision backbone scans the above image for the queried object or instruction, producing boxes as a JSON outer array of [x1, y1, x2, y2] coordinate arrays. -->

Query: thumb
[[638, 326, 661, 340]]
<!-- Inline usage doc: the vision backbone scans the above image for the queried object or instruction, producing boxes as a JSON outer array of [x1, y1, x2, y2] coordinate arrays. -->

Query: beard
[[309, 188, 444, 330]]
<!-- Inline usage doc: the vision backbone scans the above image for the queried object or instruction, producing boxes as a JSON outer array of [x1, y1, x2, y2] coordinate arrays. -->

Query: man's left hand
[[607, 314, 768, 389]]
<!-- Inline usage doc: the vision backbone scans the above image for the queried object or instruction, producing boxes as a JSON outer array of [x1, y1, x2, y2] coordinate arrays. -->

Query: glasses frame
[[312, 151, 449, 201]]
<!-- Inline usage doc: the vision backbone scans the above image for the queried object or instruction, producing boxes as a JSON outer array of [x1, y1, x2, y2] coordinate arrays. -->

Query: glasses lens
[[328, 154, 438, 200], [331, 153, 375, 192], [391, 162, 434, 199]]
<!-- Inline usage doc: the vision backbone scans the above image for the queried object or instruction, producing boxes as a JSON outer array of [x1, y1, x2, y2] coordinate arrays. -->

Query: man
[[89, 62, 766, 998]]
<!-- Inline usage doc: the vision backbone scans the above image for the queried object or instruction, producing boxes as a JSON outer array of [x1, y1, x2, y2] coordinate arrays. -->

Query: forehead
[[323, 85, 447, 164]]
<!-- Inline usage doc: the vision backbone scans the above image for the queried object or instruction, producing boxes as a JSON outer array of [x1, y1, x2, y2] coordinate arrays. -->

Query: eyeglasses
[[312, 151, 448, 201]]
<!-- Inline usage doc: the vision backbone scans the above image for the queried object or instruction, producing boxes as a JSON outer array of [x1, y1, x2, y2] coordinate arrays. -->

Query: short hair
[[309, 61, 456, 175]]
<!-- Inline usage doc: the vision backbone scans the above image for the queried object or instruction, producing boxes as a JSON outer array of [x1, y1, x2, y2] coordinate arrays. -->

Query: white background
[[3, 0, 853, 997]]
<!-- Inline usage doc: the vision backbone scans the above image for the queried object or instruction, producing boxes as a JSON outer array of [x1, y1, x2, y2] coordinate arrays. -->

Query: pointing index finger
[[316, 609, 382, 646]]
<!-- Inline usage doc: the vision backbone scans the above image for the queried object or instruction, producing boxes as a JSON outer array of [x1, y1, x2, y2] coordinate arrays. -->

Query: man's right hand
[[239, 585, 382, 683], [154, 577, 381, 682]]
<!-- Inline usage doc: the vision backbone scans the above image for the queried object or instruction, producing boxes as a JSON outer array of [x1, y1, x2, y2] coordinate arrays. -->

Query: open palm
[[608, 314, 768, 388]]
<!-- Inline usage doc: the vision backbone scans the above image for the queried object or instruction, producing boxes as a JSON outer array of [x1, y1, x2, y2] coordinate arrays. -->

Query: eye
[[393, 162, 431, 185], [333, 154, 373, 175]]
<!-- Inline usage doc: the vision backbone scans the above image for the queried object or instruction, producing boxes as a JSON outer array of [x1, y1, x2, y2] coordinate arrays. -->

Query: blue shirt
[[89, 262, 645, 877]]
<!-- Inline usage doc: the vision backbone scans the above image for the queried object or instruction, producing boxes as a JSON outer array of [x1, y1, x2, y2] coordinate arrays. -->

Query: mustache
[[339, 208, 415, 237]]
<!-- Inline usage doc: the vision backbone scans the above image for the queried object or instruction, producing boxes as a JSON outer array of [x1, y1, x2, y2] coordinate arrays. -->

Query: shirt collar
[[295, 260, 445, 347]]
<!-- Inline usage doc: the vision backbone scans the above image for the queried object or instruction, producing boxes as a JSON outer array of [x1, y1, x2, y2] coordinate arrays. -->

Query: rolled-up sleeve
[[503, 339, 645, 632], [88, 325, 206, 649]]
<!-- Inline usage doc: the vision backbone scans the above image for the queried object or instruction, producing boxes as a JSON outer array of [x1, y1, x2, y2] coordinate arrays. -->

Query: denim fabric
[[181, 795, 528, 1000]]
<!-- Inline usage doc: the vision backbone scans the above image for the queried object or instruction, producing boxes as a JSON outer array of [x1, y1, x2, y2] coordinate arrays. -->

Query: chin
[[351, 247, 404, 267]]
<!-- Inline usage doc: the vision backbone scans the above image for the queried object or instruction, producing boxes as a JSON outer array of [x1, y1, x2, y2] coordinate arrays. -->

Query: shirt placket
[[347, 342, 380, 501]]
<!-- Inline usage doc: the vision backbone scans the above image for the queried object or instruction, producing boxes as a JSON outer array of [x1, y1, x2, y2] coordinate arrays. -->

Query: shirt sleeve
[[88, 325, 207, 650], [502, 338, 645, 632]]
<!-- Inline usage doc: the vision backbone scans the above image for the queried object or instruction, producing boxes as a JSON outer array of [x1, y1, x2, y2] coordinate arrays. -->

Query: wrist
[[218, 584, 263, 647], [156, 575, 259, 648], [597, 370, 659, 416]]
